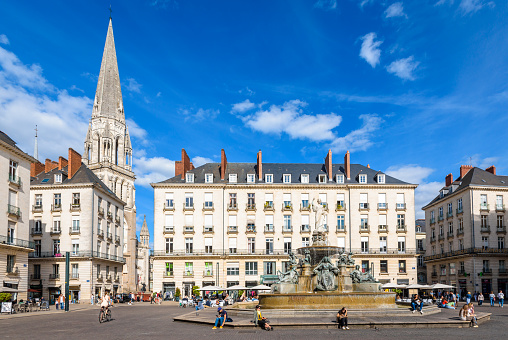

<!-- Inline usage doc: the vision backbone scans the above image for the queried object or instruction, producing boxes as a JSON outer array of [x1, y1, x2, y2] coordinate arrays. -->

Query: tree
[[192, 286, 201, 297], [175, 287, 181, 298]]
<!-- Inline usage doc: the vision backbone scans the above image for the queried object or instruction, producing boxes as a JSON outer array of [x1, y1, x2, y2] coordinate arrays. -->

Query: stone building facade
[[415, 219, 427, 284], [423, 165, 508, 295], [136, 216, 150, 291], [152, 149, 417, 296]]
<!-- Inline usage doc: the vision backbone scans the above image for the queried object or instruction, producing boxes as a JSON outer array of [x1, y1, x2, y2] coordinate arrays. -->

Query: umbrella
[[429, 283, 455, 289], [381, 283, 406, 289], [199, 285, 224, 291], [418, 285, 433, 290], [226, 285, 248, 291], [405, 284, 425, 289], [249, 284, 271, 290]]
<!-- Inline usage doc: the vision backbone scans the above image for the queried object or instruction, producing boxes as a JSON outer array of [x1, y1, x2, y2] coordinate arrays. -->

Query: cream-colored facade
[[415, 219, 427, 284], [136, 216, 150, 291], [152, 150, 417, 296], [424, 165, 508, 295], [0, 132, 36, 301]]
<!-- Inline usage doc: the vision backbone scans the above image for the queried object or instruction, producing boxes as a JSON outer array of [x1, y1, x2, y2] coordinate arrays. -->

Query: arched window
[[115, 139, 119, 165]]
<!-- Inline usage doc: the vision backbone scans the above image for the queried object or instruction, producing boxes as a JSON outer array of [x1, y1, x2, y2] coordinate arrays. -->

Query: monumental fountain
[[259, 199, 396, 309]]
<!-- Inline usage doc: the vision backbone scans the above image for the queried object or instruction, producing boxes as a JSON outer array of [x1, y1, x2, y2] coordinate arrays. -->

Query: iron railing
[[0, 235, 34, 249]]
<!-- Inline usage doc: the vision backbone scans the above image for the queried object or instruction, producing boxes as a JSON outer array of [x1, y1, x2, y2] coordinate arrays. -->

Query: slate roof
[[423, 167, 508, 208], [0, 130, 35, 161], [415, 219, 426, 232], [156, 162, 412, 185]]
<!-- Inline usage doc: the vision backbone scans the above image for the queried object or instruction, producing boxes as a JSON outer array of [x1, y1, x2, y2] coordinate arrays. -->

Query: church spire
[[92, 18, 125, 122]]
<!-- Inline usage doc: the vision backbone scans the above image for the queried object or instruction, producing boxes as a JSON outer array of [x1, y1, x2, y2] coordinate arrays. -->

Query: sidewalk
[[1, 303, 97, 319]]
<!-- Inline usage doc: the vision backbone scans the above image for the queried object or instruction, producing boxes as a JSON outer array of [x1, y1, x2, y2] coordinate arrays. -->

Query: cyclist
[[100, 293, 111, 316]]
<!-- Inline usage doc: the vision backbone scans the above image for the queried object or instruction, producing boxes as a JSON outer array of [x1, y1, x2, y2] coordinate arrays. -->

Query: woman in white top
[[478, 293, 484, 306], [101, 293, 110, 310]]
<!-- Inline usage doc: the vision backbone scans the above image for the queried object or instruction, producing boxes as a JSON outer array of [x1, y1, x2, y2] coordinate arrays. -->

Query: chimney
[[367, 164, 370, 168], [344, 151, 351, 180], [175, 148, 194, 180], [31, 161, 45, 177], [220, 149, 227, 180], [68, 148, 82, 179], [325, 149, 332, 181], [485, 165, 496, 175], [58, 156, 68, 170], [257, 150, 262, 180], [45, 158, 58, 173], [460, 165, 473, 179], [445, 173, 453, 187]]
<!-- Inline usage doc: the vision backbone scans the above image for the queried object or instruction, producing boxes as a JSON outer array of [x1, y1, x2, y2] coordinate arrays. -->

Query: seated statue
[[303, 249, 312, 265], [350, 265, 378, 283], [313, 256, 339, 291], [277, 266, 299, 284]]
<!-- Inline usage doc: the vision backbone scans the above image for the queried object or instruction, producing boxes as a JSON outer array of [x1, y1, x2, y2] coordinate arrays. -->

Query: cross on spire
[[109, 5, 112, 19]]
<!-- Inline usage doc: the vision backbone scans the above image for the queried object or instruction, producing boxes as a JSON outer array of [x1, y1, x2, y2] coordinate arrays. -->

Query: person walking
[[55, 294, 60, 310], [337, 307, 349, 330], [489, 291, 496, 306], [498, 290, 504, 308], [478, 292, 484, 306], [466, 291, 472, 304]]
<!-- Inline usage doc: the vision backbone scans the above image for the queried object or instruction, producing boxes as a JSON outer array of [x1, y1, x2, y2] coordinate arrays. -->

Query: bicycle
[[99, 306, 112, 323]]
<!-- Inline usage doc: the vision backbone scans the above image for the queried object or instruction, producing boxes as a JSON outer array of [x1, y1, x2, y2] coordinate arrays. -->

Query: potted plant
[[175, 288, 181, 302], [192, 286, 200, 297]]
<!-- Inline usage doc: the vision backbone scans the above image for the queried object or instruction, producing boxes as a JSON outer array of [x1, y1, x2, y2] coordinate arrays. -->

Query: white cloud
[[386, 56, 419, 80], [238, 87, 255, 96], [241, 100, 342, 142], [126, 118, 148, 145], [463, 154, 499, 169], [192, 156, 214, 167], [133, 156, 175, 188], [231, 99, 256, 113], [359, 33, 383, 68], [180, 107, 220, 122], [359, 0, 373, 7], [81, 72, 98, 82], [125, 78, 142, 93], [0, 34, 9, 45], [0, 46, 52, 90], [384, 2, 408, 18], [156, 91, 161, 97], [329, 114, 383, 152], [314, 0, 337, 10], [386, 164, 442, 218], [459, 0, 487, 14]]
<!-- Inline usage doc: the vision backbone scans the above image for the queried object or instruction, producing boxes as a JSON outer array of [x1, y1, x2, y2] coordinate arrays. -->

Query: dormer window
[[247, 174, 255, 183], [186, 173, 194, 183], [265, 174, 273, 183], [336, 174, 344, 184], [359, 174, 367, 184], [55, 174, 62, 183], [301, 174, 309, 184], [318, 174, 327, 183], [377, 174, 385, 184], [229, 174, 237, 183], [283, 174, 291, 184], [205, 173, 213, 183]]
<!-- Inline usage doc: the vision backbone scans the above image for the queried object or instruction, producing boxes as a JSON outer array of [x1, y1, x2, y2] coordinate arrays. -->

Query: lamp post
[[216, 262, 219, 286]]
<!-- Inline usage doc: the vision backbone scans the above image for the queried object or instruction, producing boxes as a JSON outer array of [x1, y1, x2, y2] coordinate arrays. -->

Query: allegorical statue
[[311, 198, 326, 233], [303, 249, 312, 265], [277, 252, 299, 284], [350, 265, 378, 283], [313, 256, 339, 291]]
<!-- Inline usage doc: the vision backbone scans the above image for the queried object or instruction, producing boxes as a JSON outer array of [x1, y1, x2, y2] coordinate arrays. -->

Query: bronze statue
[[313, 256, 339, 291]]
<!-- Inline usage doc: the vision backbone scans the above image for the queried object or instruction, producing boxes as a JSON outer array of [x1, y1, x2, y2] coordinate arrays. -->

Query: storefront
[[481, 279, 492, 294], [48, 287, 61, 305], [69, 285, 80, 303], [498, 279, 508, 294]]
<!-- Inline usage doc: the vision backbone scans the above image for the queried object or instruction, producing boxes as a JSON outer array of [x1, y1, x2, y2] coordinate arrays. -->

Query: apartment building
[[28, 148, 125, 304], [423, 165, 508, 295], [0, 131, 36, 300], [415, 219, 427, 284], [152, 149, 417, 296]]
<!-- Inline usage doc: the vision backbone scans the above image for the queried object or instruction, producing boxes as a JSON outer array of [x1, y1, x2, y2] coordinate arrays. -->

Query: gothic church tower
[[83, 18, 137, 292]]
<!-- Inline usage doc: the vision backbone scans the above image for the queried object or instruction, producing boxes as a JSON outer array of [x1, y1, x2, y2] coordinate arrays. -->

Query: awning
[[0, 287, 20, 293], [199, 285, 224, 291], [27, 288, 41, 292]]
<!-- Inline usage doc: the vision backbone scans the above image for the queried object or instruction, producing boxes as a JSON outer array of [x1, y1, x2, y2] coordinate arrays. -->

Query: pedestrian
[[466, 291, 472, 304], [498, 290, 504, 308], [91, 294, 94, 305], [468, 303, 478, 327], [489, 291, 496, 306], [60, 293, 65, 310], [56, 295, 60, 310], [478, 292, 484, 306], [337, 307, 349, 330]]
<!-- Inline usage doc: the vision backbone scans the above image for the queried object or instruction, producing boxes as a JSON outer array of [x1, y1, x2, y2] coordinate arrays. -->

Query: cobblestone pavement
[[1, 303, 506, 340]]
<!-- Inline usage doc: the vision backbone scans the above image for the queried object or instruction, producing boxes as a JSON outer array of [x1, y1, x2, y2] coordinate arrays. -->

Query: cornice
[[0, 140, 37, 163], [423, 185, 508, 210], [152, 183, 418, 190]]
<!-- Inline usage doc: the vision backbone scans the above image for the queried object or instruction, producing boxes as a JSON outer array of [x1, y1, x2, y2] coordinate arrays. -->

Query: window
[[185, 193, 194, 208], [380, 236, 387, 253], [302, 237, 310, 247], [204, 215, 213, 232], [360, 215, 368, 229], [440, 264, 446, 275], [397, 236, 406, 253], [448, 242, 453, 252], [53, 239, 60, 255], [72, 264, 79, 278], [438, 207, 443, 218], [448, 222, 453, 234], [165, 238, 173, 254], [300, 215, 310, 232], [459, 239, 464, 250], [229, 238, 237, 254], [185, 173, 194, 183], [301, 174, 309, 183], [284, 237, 292, 254], [34, 240, 41, 257], [318, 174, 326, 183], [417, 256, 424, 267], [482, 236, 489, 249], [165, 262, 173, 275], [185, 262, 193, 275], [97, 241, 101, 254], [283, 193, 291, 209], [229, 174, 237, 183], [264, 261, 276, 275], [497, 215, 504, 228], [397, 214, 405, 228], [53, 264, 60, 276], [35, 194, 42, 207], [319, 193, 327, 208], [247, 193, 255, 208], [265, 193, 274, 209], [204, 193, 213, 209], [283, 174, 291, 183], [72, 240, 79, 255], [229, 193, 237, 208], [360, 193, 368, 209], [417, 239, 424, 251], [480, 194, 487, 208], [227, 262, 240, 276], [498, 237, 505, 249], [55, 174, 62, 183], [497, 195, 504, 210], [380, 260, 388, 273], [265, 238, 274, 255], [431, 210, 435, 220], [447, 202, 453, 215], [481, 215, 488, 228], [72, 219, 80, 232], [204, 262, 213, 276], [54, 193, 61, 207], [399, 260, 406, 273], [377, 174, 385, 183], [165, 193, 174, 208], [458, 198, 463, 212], [247, 215, 255, 232], [458, 218, 463, 231], [301, 193, 309, 209], [228, 215, 237, 231], [265, 215, 274, 232], [483, 260, 490, 273], [359, 174, 367, 183], [185, 238, 193, 254], [500, 260, 506, 272], [283, 215, 292, 231], [337, 237, 345, 250], [246, 262, 258, 275], [396, 194, 405, 209], [337, 215, 345, 231], [9, 160, 18, 181], [248, 238, 255, 254], [265, 174, 273, 183], [7, 255, 15, 273], [33, 264, 41, 279], [205, 173, 213, 183], [72, 193, 80, 206], [336, 174, 344, 184], [164, 215, 174, 232], [378, 193, 386, 209], [247, 174, 255, 183], [361, 236, 369, 253], [379, 215, 387, 230], [205, 238, 213, 254]]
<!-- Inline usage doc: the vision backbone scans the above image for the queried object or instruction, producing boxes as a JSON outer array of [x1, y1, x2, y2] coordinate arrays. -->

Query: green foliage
[[394, 289, 403, 295], [192, 286, 200, 297], [0, 293, 12, 302], [175, 287, 181, 298], [238, 290, 244, 297]]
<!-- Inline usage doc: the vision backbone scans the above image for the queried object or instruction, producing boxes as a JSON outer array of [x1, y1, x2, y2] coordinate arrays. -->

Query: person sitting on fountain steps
[[337, 307, 349, 330], [411, 294, 423, 314], [254, 305, 273, 331]]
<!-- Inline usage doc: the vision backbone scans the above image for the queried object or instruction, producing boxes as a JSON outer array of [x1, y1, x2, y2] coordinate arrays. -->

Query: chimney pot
[[460, 165, 473, 179], [485, 165, 496, 175], [344, 151, 351, 180], [257, 150, 262, 180], [445, 173, 453, 187], [221, 149, 227, 180]]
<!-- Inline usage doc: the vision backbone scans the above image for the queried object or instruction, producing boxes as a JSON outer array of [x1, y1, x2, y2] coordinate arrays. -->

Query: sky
[[1, 1, 508, 246]]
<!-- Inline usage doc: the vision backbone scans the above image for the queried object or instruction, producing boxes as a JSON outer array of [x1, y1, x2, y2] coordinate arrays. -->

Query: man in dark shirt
[[411, 294, 423, 314], [213, 307, 227, 329]]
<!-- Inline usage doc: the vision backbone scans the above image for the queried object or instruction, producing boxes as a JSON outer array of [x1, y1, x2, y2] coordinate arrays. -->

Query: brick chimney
[[257, 150, 262, 180], [68, 148, 82, 179], [485, 165, 496, 175], [220, 149, 227, 180], [460, 165, 473, 179], [175, 148, 194, 180], [445, 173, 453, 187], [45, 158, 58, 173], [344, 151, 351, 180], [58, 156, 68, 170], [31, 161, 45, 177], [325, 149, 332, 181]]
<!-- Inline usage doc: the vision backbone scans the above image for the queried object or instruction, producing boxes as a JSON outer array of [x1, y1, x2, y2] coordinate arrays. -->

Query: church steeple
[[140, 215, 150, 247]]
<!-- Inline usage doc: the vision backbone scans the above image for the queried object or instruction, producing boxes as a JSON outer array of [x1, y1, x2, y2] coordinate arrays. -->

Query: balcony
[[69, 227, 80, 235], [336, 202, 346, 211], [264, 225, 274, 233], [203, 202, 214, 211], [321, 203, 329, 212], [163, 203, 175, 211], [114, 274, 120, 282], [115, 215, 120, 224], [184, 271, 194, 277], [336, 226, 346, 233], [183, 203, 194, 211], [246, 203, 256, 212], [203, 226, 214, 234], [438, 234, 444, 241], [49, 274, 60, 280], [447, 211, 453, 219], [300, 225, 310, 233], [30, 274, 41, 281], [264, 202, 274, 212], [98, 206, 104, 216], [115, 235, 121, 243], [70, 203, 81, 212], [396, 203, 407, 211], [480, 225, 490, 233], [430, 217, 436, 225], [107, 211, 113, 220], [496, 204, 506, 212], [51, 204, 62, 212], [300, 203, 311, 212], [396, 225, 407, 233], [499, 269, 508, 275], [97, 274, 103, 281], [163, 271, 174, 278], [71, 273, 79, 280], [7, 204, 21, 218], [431, 272, 437, 278], [282, 203, 293, 212], [480, 204, 489, 211], [456, 207, 463, 215], [378, 225, 388, 233], [97, 229, 104, 238], [377, 203, 388, 211], [359, 225, 370, 233], [32, 204, 43, 213], [50, 228, 61, 235], [496, 225, 507, 234], [107, 232, 113, 241], [163, 226, 174, 234], [227, 226, 238, 234], [203, 270, 213, 277], [458, 270, 466, 276], [106, 274, 112, 282], [359, 203, 369, 211], [447, 231, 454, 239], [246, 225, 256, 233], [227, 203, 238, 212], [482, 269, 492, 275], [457, 229, 464, 236], [8, 174, 21, 187], [183, 226, 194, 234], [6, 266, 19, 275], [438, 215, 444, 222], [31, 228, 42, 236], [282, 226, 293, 234], [430, 235, 436, 242]]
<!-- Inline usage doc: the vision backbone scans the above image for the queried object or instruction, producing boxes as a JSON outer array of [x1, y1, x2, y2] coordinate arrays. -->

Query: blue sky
[[1, 1, 507, 244]]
